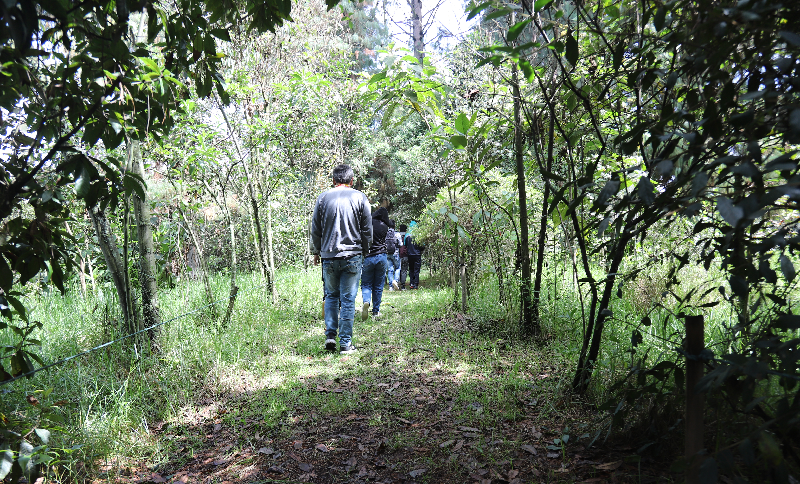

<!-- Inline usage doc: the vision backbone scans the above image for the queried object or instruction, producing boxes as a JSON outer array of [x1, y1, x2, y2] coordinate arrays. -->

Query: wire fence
[[0, 270, 305, 386]]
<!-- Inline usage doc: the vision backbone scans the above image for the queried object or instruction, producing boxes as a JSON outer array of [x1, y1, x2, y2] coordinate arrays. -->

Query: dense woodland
[[1, 0, 800, 482]]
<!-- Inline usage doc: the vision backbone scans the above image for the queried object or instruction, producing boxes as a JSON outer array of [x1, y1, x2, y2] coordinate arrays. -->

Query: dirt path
[[93, 291, 673, 484]]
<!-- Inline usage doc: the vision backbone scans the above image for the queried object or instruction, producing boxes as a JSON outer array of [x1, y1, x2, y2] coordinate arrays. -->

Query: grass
[[3, 252, 772, 482], [3, 268, 622, 483]]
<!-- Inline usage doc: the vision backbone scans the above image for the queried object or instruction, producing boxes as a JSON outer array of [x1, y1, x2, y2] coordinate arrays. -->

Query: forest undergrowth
[[2, 269, 697, 483]]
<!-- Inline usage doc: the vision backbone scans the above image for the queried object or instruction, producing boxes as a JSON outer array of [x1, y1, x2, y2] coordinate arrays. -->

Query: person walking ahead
[[405, 221, 424, 289], [310, 164, 372, 354], [361, 207, 390, 320]]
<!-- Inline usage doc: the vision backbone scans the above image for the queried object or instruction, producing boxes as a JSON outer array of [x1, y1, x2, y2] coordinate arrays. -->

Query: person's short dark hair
[[387, 219, 396, 229], [398, 224, 408, 232], [332, 164, 354, 185]]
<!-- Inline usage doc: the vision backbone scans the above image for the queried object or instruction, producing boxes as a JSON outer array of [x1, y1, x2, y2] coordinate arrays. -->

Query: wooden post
[[685, 314, 705, 484]]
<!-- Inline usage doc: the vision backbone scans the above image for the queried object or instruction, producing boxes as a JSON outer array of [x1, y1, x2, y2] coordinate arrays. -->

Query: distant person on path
[[397, 223, 408, 290], [405, 221, 425, 289], [361, 207, 390, 319], [385, 219, 400, 291], [310, 164, 372, 354]]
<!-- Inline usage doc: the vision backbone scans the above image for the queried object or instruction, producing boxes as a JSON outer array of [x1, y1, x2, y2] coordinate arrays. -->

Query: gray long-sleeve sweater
[[309, 186, 373, 259]]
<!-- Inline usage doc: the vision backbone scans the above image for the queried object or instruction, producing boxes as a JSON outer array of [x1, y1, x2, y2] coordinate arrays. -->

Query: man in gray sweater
[[310, 164, 372, 354]]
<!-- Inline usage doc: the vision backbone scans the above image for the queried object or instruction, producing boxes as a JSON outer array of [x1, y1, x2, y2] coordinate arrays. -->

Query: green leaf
[[780, 255, 796, 282], [455, 113, 471, 134], [779, 30, 800, 47], [74, 164, 90, 198], [139, 56, 161, 74], [0, 255, 12, 292], [534, 0, 554, 11], [716, 196, 742, 227], [637, 177, 655, 205], [0, 444, 11, 480], [448, 212, 458, 223], [507, 19, 531, 43], [34, 428, 51, 445], [124, 173, 146, 200], [467, 1, 494, 21], [369, 72, 386, 84], [450, 135, 468, 149], [565, 32, 578, 66], [653, 7, 666, 32], [613, 43, 625, 70], [209, 28, 230, 42], [484, 9, 512, 21]]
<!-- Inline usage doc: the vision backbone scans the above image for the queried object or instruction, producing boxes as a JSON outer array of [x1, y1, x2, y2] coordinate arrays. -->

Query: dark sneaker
[[325, 338, 337, 351], [372, 311, 382, 320], [340, 343, 357, 354], [361, 302, 370, 321]]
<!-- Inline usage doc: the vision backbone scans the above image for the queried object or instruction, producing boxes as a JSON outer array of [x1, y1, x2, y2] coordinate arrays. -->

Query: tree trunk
[[531, 104, 555, 329], [511, 60, 538, 337], [88, 205, 133, 332], [266, 194, 277, 303], [129, 140, 161, 346], [409, 0, 424, 63], [122, 185, 138, 335], [222, 212, 238, 328], [242, 157, 269, 285]]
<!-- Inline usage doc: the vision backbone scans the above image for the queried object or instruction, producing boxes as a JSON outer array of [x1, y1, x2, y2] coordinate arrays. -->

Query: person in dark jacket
[[397, 223, 408, 289], [361, 207, 390, 319], [310, 164, 372, 354], [405, 220, 424, 289]]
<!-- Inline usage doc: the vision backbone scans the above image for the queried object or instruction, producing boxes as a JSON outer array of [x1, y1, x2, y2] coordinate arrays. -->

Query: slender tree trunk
[[121, 181, 138, 335], [531, 104, 555, 329], [266, 193, 277, 303], [511, 60, 538, 337], [130, 140, 161, 346], [409, 0, 424, 63], [249, 207, 263, 278], [242, 157, 269, 284], [222, 211, 238, 327], [88, 206, 132, 331]]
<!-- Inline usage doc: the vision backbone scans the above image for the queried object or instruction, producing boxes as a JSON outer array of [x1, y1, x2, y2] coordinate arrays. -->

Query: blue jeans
[[361, 253, 388, 314], [386, 253, 400, 285], [323, 256, 363, 346]]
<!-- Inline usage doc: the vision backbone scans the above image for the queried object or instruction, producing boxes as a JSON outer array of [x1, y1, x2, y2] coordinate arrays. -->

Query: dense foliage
[[1, 0, 799, 481]]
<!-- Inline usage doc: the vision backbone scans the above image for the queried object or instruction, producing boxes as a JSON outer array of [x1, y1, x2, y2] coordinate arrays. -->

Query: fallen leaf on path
[[409, 468, 426, 478], [452, 440, 464, 452], [547, 452, 560, 458], [459, 426, 480, 432], [398, 417, 412, 424], [439, 439, 455, 448], [298, 462, 313, 472], [149, 474, 167, 483], [595, 461, 623, 471], [507, 469, 519, 479], [521, 445, 538, 455], [345, 456, 358, 467], [212, 459, 227, 466], [293, 441, 303, 449], [213, 423, 222, 432], [315, 443, 329, 452], [257, 447, 274, 454]]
